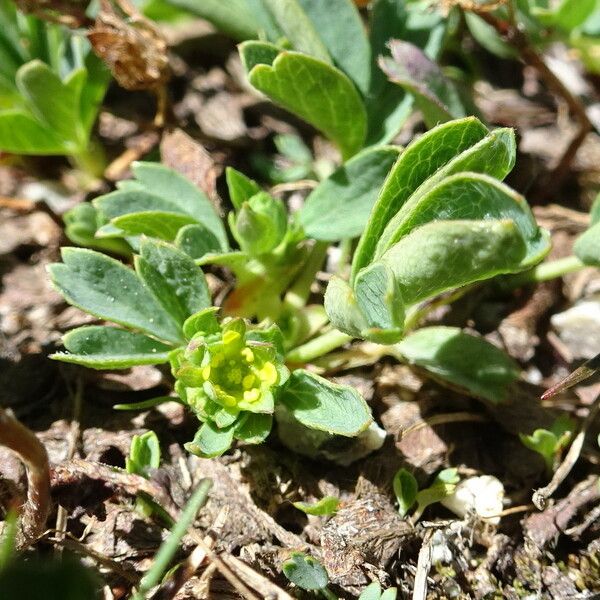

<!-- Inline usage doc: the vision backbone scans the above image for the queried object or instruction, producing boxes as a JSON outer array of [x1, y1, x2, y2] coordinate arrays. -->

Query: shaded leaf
[[282, 552, 328, 591], [393, 468, 418, 517], [395, 326, 520, 403], [299, 146, 400, 240], [51, 325, 172, 369], [279, 369, 372, 436]]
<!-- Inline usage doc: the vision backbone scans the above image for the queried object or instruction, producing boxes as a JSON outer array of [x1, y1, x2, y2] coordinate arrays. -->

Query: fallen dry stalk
[[0, 408, 50, 547]]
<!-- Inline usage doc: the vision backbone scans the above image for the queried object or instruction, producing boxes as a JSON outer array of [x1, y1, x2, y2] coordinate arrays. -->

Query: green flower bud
[[230, 192, 287, 255]]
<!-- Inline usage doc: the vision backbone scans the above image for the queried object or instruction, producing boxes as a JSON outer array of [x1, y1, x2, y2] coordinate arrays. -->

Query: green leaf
[[299, 146, 400, 241], [226, 167, 261, 211], [167, 0, 259, 40], [282, 552, 329, 591], [574, 222, 600, 266], [354, 262, 404, 343], [359, 582, 384, 600], [295, 0, 371, 93], [48, 248, 183, 345], [377, 219, 528, 306], [395, 327, 520, 404], [352, 117, 489, 278], [175, 224, 221, 260], [465, 13, 517, 59], [64, 203, 131, 257], [51, 326, 173, 369], [240, 44, 367, 159], [185, 422, 235, 458], [393, 468, 418, 518], [415, 468, 459, 515], [375, 172, 549, 269], [111, 211, 197, 241], [135, 239, 211, 328], [259, 0, 331, 63], [127, 431, 161, 475], [533, 0, 597, 31], [0, 109, 65, 153], [131, 162, 228, 250], [293, 495, 339, 516], [234, 412, 273, 444], [379, 40, 467, 128], [279, 369, 372, 436], [16, 60, 84, 149]]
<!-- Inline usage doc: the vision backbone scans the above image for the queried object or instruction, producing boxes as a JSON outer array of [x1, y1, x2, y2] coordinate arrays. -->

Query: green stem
[[286, 329, 352, 364], [283, 241, 328, 310], [321, 587, 338, 600], [69, 138, 107, 180], [501, 255, 585, 290], [133, 479, 212, 599]]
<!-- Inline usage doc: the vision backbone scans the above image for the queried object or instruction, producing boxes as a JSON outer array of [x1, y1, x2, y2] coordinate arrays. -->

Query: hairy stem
[[286, 328, 353, 364], [0, 409, 50, 548]]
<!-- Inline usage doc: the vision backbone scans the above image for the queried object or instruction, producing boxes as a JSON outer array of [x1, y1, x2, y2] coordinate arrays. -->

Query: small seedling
[[282, 552, 336, 599], [393, 468, 460, 523], [520, 415, 576, 473], [126, 431, 162, 518], [358, 581, 398, 600], [293, 496, 339, 516]]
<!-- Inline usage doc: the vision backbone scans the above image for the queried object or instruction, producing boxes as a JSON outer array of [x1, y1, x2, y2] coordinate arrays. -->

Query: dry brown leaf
[[88, 0, 169, 91]]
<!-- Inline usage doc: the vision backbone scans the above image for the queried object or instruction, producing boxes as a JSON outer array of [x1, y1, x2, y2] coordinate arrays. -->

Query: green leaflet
[[295, 0, 371, 93], [394, 326, 521, 404], [352, 117, 489, 279], [93, 162, 227, 253], [375, 219, 528, 305], [51, 326, 173, 369], [112, 211, 198, 241], [134, 239, 212, 328], [167, 0, 259, 40], [279, 369, 372, 436], [293, 495, 339, 516], [574, 222, 600, 266], [299, 146, 401, 241], [240, 43, 367, 160], [259, 0, 331, 63], [48, 247, 183, 345], [375, 173, 548, 269]]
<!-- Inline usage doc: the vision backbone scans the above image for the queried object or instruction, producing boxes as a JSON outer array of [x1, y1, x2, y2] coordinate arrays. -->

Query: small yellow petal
[[241, 348, 254, 363], [243, 388, 260, 403], [259, 362, 278, 386], [201, 365, 211, 380], [242, 374, 255, 390]]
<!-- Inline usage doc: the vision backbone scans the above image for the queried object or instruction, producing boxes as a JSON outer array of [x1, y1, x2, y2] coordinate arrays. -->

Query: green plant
[[520, 415, 576, 473], [393, 467, 460, 523], [359, 581, 398, 600], [64, 149, 399, 345], [48, 238, 372, 457], [282, 552, 336, 599], [126, 431, 163, 518], [293, 495, 339, 516], [324, 117, 550, 344], [0, 1, 110, 175], [236, 0, 448, 156]]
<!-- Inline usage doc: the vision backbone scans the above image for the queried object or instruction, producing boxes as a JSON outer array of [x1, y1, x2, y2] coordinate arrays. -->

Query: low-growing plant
[[393, 467, 460, 523], [282, 551, 336, 599], [0, 0, 110, 175], [358, 581, 398, 600], [236, 0, 449, 156], [48, 238, 372, 457], [520, 415, 576, 473], [126, 430, 163, 517], [293, 495, 339, 516]]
